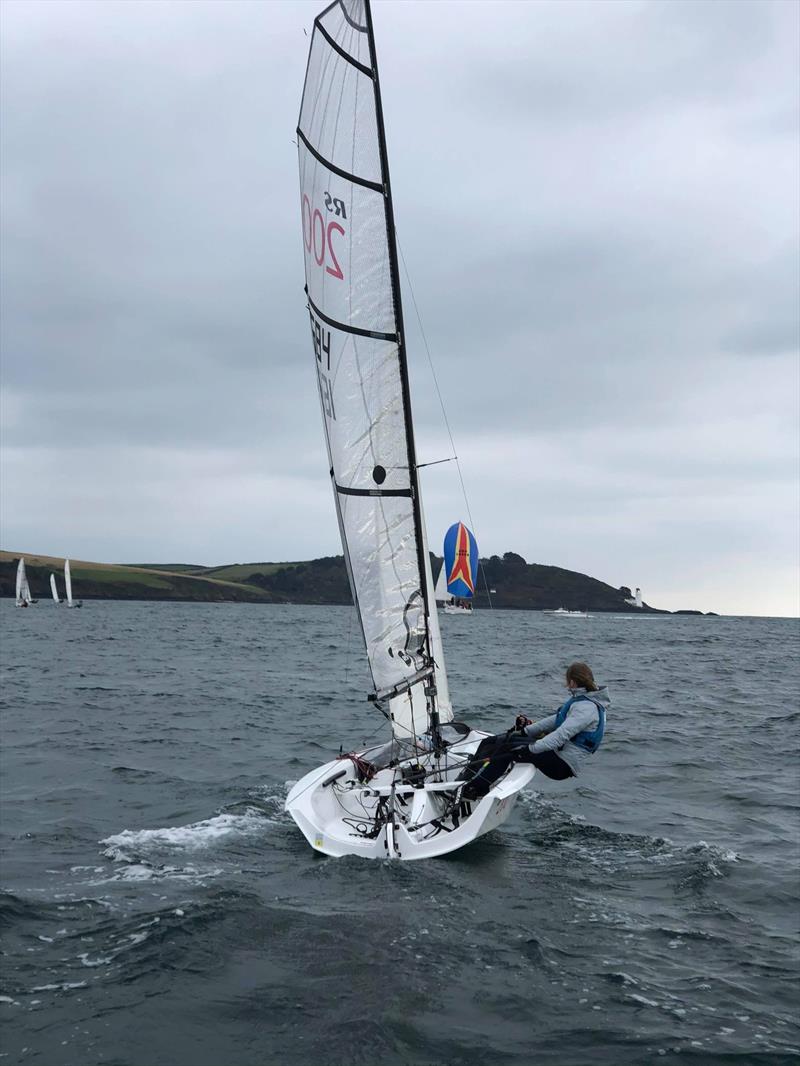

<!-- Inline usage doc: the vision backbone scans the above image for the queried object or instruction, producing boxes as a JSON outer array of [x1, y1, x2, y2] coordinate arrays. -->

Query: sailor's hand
[[515, 715, 532, 733]]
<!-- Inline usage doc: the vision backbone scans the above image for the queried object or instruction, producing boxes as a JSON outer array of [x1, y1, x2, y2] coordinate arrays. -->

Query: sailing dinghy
[[64, 559, 82, 608], [15, 558, 36, 606], [50, 574, 61, 604], [285, 0, 533, 860]]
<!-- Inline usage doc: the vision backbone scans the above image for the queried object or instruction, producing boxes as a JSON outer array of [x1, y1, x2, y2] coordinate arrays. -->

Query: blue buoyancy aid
[[554, 695, 605, 753]]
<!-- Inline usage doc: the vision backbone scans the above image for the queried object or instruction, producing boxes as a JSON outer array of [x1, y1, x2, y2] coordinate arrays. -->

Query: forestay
[[297, 0, 450, 740]]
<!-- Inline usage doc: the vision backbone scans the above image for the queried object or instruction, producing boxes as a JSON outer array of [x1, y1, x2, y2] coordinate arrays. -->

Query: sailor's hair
[[566, 661, 598, 692]]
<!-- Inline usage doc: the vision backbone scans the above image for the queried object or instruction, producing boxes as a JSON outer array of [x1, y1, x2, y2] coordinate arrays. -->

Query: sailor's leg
[[529, 750, 575, 780], [459, 734, 530, 799]]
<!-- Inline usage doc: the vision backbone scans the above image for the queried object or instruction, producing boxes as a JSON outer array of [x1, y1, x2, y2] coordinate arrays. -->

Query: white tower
[[625, 586, 644, 608]]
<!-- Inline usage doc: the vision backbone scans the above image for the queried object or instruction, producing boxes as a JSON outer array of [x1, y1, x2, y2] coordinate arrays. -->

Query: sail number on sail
[[301, 193, 346, 281], [308, 310, 336, 421]]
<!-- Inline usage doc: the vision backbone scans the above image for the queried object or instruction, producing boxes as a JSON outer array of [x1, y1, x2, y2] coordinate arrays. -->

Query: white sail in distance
[[297, 0, 450, 740], [50, 574, 60, 603], [65, 559, 74, 607], [434, 563, 449, 603], [16, 558, 32, 605]]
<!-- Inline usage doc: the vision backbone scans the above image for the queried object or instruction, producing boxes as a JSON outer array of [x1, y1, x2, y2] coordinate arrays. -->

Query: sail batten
[[306, 290, 396, 342], [298, 0, 449, 736], [296, 129, 383, 193]]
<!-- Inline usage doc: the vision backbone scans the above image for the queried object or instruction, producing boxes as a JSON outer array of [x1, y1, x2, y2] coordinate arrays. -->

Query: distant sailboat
[[64, 559, 82, 608], [50, 574, 61, 604], [544, 607, 589, 618], [436, 522, 478, 615], [15, 558, 36, 607]]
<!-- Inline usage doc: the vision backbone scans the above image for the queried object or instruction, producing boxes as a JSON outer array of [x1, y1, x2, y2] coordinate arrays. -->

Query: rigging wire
[[396, 235, 497, 614]]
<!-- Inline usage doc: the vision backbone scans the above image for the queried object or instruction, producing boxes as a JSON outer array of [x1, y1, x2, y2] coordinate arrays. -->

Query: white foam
[[100, 811, 268, 861], [628, 993, 660, 1008], [30, 982, 87, 992], [110, 863, 158, 880], [695, 840, 740, 862], [78, 952, 113, 967], [82, 862, 224, 887]]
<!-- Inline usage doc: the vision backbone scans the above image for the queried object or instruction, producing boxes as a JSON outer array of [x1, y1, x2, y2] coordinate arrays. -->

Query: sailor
[[514, 661, 609, 780], [460, 661, 609, 798]]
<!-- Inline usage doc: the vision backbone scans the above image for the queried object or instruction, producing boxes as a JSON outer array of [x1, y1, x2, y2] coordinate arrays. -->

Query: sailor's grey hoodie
[[522, 685, 611, 776]]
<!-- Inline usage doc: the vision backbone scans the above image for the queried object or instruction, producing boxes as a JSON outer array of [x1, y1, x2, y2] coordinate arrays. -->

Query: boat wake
[[100, 810, 271, 863], [516, 791, 741, 880]]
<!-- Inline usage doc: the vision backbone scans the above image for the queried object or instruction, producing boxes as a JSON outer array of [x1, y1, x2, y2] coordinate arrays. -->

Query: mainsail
[[65, 559, 73, 606], [298, 0, 450, 740], [50, 574, 60, 603]]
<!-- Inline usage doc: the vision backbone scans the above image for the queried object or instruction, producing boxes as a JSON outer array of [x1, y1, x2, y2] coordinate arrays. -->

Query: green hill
[[1, 549, 666, 612], [184, 562, 298, 583], [0, 551, 274, 603]]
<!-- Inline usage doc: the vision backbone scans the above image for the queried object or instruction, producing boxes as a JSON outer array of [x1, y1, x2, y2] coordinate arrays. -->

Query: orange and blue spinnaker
[[443, 522, 479, 599]]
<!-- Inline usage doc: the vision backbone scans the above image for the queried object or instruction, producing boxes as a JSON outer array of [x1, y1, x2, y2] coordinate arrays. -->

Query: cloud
[[1, 0, 798, 615]]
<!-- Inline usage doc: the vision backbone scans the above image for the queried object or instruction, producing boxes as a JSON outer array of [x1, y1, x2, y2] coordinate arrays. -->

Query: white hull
[[286, 728, 534, 860], [442, 602, 472, 615], [66, 602, 83, 609], [544, 609, 588, 617]]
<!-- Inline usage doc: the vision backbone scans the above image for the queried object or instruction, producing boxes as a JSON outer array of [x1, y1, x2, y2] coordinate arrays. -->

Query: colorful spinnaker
[[443, 522, 478, 600]]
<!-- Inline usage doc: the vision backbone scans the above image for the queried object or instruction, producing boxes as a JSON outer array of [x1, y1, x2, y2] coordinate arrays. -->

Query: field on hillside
[[0, 552, 274, 603]]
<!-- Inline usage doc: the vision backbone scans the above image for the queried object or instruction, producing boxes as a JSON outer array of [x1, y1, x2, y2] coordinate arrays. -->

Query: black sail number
[[309, 309, 336, 422]]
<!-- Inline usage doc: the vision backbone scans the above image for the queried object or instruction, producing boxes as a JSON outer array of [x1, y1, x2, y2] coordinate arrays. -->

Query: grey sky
[[1, 0, 798, 615]]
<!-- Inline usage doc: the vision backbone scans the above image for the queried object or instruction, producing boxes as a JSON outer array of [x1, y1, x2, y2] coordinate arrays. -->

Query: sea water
[[1, 601, 798, 1065]]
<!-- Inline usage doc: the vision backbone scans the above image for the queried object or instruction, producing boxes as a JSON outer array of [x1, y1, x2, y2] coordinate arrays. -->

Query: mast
[[363, 0, 441, 744]]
